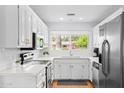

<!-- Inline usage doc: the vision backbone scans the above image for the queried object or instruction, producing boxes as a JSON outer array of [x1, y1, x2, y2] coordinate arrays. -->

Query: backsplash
[[0, 48, 44, 71], [0, 48, 19, 70]]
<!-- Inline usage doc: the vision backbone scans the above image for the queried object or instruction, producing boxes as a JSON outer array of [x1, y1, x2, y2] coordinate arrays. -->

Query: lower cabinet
[[36, 69, 46, 88], [53, 59, 90, 80], [54, 64, 71, 79], [0, 68, 46, 88], [71, 64, 89, 79]]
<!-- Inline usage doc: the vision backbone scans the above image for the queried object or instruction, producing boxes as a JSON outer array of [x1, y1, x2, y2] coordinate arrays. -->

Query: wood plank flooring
[[51, 80, 95, 88]]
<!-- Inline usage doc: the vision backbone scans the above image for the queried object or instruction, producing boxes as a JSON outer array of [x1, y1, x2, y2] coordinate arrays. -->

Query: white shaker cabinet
[[0, 5, 48, 48], [61, 64, 71, 79], [53, 64, 62, 79], [19, 6, 32, 48], [32, 15, 37, 33], [53, 58, 90, 80], [43, 25, 49, 47], [0, 66, 46, 88], [71, 63, 89, 79], [0, 5, 33, 48], [54, 64, 71, 79], [37, 21, 42, 35], [0, 6, 19, 48]]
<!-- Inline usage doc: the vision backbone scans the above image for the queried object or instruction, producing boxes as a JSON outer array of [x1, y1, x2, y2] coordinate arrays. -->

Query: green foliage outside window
[[74, 34, 88, 48]]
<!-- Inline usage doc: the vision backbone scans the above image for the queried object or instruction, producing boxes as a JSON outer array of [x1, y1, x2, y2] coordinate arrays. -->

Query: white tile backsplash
[[0, 48, 19, 70], [0, 48, 43, 71]]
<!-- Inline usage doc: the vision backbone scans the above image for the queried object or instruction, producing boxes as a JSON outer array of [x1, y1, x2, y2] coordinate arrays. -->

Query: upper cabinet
[[19, 6, 32, 48], [0, 5, 48, 49], [43, 25, 48, 47], [0, 6, 19, 48], [93, 26, 99, 47]]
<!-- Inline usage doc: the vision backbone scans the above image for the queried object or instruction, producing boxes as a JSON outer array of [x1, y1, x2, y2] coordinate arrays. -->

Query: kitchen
[[0, 5, 123, 88]]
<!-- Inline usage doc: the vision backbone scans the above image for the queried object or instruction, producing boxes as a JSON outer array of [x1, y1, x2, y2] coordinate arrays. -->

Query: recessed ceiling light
[[67, 13, 75, 16], [79, 18, 83, 20], [59, 17, 64, 21]]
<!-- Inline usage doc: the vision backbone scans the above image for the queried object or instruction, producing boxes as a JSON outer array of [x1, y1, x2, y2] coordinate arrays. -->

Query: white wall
[[48, 22, 94, 31], [48, 22, 94, 57]]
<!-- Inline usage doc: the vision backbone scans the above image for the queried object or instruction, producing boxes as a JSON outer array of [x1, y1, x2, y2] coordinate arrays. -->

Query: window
[[71, 34, 88, 49], [61, 35, 70, 50], [50, 32, 89, 50]]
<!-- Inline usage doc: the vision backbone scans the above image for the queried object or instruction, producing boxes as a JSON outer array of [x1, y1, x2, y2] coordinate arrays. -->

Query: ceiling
[[30, 5, 121, 25]]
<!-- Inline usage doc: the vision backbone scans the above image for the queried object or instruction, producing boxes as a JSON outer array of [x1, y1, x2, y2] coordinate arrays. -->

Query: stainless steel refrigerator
[[99, 12, 124, 88]]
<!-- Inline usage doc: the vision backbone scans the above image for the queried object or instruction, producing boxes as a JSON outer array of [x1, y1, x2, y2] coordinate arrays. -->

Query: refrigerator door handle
[[104, 40, 110, 75], [102, 40, 106, 75]]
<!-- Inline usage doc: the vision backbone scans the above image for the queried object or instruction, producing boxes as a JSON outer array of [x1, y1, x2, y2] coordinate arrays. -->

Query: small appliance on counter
[[93, 48, 99, 57]]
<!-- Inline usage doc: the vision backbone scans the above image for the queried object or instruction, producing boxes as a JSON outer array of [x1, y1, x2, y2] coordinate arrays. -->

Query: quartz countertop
[[33, 56, 93, 61], [33, 56, 54, 61], [0, 56, 98, 75], [0, 64, 46, 76]]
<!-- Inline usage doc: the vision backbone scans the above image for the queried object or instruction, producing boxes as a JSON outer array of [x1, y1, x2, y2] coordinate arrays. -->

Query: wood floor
[[51, 80, 95, 88]]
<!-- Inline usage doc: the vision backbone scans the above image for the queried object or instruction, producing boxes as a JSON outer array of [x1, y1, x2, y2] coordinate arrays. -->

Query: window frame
[[50, 31, 90, 51]]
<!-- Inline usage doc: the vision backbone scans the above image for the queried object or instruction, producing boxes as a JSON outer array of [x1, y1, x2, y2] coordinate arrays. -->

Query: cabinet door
[[19, 6, 32, 48], [53, 63, 71, 80], [37, 21, 42, 35], [44, 26, 48, 47], [32, 15, 37, 33], [53, 64, 62, 79], [71, 63, 89, 79], [61, 64, 71, 79], [0, 6, 18, 48], [25, 9, 32, 47]]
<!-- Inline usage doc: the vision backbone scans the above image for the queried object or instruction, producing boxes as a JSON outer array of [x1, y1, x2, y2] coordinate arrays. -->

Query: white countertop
[[33, 56, 54, 61], [0, 64, 46, 76], [0, 56, 98, 75], [33, 56, 93, 61]]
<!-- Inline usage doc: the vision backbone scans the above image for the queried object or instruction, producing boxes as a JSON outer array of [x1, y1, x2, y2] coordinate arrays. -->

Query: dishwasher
[[92, 61, 99, 88]]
